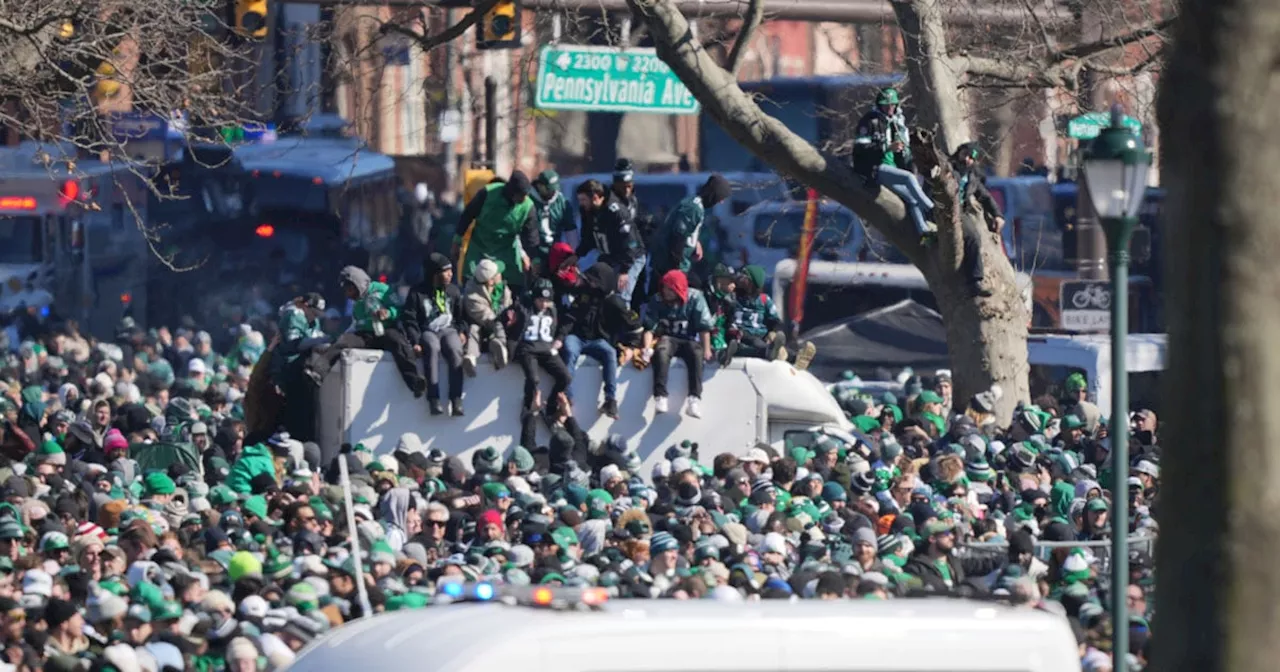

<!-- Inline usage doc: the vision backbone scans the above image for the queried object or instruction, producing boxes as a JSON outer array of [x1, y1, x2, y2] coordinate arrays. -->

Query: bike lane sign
[[1060, 280, 1112, 332]]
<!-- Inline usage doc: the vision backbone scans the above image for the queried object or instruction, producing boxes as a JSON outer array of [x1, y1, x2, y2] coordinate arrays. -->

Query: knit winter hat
[[36, 440, 66, 466], [507, 446, 535, 473]]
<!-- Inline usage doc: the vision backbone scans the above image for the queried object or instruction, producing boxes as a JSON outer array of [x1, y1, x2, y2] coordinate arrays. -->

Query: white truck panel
[[318, 349, 849, 473]]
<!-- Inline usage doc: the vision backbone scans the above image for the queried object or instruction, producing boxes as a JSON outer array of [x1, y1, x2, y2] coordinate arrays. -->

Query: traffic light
[[91, 52, 122, 103], [477, 0, 521, 50], [234, 0, 269, 38]]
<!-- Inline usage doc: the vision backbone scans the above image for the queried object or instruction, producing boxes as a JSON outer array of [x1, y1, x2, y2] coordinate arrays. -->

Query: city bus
[[147, 117, 402, 323], [0, 142, 150, 338]]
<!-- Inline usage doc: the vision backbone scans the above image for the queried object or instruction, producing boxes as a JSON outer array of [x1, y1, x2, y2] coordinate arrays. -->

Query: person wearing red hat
[[640, 270, 714, 419]]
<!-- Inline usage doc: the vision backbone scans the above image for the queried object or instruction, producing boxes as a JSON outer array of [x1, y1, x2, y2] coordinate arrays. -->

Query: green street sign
[[534, 45, 700, 115], [1067, 112, 1143, 140]]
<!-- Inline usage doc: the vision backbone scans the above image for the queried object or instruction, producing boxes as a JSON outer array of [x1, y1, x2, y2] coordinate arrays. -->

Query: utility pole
[[484, 75, 498, 168], [439, 7, 458, 192]]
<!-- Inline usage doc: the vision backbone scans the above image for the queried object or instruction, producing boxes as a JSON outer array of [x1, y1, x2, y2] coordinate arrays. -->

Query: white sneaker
[[490, 340, 508, 370], [654, 396, 669, 414], [685, 396, 702, 419], [462, 355, 478, 378]]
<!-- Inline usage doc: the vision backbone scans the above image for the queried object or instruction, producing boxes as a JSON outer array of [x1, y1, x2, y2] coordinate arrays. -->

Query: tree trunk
[[625, 0, 1029, 420], [1153, 0, 1279, 670]]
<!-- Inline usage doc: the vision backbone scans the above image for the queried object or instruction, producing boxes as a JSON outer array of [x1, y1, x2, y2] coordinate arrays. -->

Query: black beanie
[[700, 174, 733, 206], [44, 598, 77, 630], [505, 171, 532, 199]]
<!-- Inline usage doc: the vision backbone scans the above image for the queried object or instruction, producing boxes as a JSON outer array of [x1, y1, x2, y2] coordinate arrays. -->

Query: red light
[[532, 587, 553, 605], [255, 224, 275, 238], [580, 588, 608, 606], [312, 177, 323, 185], [59, 179, 80, 204], [272, 170, 282, 178], [251, 170, 260, 178], [378, 274, 387, 283], [120, 292, 132, 304], [0, 196, 37, 210]]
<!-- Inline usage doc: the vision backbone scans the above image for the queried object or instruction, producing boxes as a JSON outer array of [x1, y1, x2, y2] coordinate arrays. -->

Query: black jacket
[[560, 263, 642, 346], [506, 302, 559, 354], [577, 193, 645, 268], [957, 167, 1002, 224], [903, 550, 1004, 594], [401, 282, 465, 344]]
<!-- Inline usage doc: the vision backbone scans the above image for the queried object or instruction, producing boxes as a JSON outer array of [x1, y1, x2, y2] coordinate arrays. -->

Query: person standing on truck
[[559, 262, 643, 419], [401, 253, 467, 417], [305, 266, 426, 397], [462, 258, 512, 376], [453, 171, 537, 291], [951, 142, 1004, 297], [575, 179, 647, 305], [639, 270, 714, 419], [505, 278, 572, 415], [651, 174, 733, 284], [530, 171, 577, 277], [853, 87, 936, 245], [270, 292, 329, 439]]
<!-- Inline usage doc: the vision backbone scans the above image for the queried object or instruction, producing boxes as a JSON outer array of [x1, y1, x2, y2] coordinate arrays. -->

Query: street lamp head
[[1083, 107, 1152, 220]]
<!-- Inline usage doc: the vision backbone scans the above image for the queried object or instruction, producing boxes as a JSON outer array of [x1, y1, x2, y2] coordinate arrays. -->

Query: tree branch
[[1086, 46, 1164, 77], [1052, 16, 1175, 61], [1019, 0, 1055, 53], [378, 0, 502, 52], [624, 0, 926, 263], [724, 0, 764, 76], [952, 53, 1074, 90]]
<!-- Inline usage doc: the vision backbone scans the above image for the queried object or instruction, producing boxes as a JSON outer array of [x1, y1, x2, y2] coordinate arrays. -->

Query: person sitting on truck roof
[[723, 264, 816, 370], [452, 170, 536, 292], [462, 258, 512, 376], [558, 262, 642, 419], [651, 174, 733, 281], [639, 270, 714, 419], [705, 264, 737, 365], [401, 253, 467, 417], [504, 278, 571, 416], [853, 87, 937, 245], [305, 266, 426, 398]]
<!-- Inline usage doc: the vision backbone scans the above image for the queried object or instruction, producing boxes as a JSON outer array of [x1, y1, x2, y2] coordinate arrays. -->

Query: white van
[[771, 259, 1035, 333], [317, 351, 854, 473], [289, 598, 1082, 672], [1027, 333, 1166, 417]]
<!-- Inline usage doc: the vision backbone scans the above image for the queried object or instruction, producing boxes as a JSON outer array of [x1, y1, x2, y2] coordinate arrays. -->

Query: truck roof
[[1028, 332, 1167, 373], [234, 137, 396, 186], [290, 599, 1078, 672]]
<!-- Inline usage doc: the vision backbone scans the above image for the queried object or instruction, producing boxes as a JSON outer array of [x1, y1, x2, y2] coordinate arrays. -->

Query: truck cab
[[317, 351, 852, 471]]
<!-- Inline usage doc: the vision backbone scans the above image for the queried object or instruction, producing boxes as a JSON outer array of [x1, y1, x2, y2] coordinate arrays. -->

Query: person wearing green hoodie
[[305, 266, 426, 397], [226, 442, 277, 494]]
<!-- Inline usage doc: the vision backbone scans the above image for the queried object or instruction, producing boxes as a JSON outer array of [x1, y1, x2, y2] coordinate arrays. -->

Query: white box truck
[[317, 350, 855, 471]]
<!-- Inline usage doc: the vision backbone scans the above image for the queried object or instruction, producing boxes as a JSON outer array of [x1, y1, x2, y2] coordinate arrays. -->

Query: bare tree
[[622, 0, 1173, 419]]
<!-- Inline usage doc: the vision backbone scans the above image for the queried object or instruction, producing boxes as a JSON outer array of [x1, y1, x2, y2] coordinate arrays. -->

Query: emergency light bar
[[433, 581, 609, 610]]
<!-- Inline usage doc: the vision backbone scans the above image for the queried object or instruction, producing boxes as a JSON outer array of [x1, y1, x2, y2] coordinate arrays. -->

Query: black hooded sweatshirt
[[401, 254, 465, 343], [559, 263, 642, 346]]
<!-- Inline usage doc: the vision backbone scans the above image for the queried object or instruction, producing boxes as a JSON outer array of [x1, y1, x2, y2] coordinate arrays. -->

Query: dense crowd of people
[[0, 144, 1156, 672], [0, 304, 1158, 671]]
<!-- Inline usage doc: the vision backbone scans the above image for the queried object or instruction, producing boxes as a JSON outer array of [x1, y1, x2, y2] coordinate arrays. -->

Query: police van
[[289, 585, 1081, 672]]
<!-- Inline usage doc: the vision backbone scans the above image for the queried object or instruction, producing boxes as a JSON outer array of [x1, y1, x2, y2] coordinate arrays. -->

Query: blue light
[[39, 305, 49, 318], [473, 582, 495, 601], [440, 581, 465, 599]]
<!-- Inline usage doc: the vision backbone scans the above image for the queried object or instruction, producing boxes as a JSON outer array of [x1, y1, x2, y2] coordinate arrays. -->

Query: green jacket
[[460, 183, 535, 288], [226, 443, 276, 494], [350, 281, 398, 334], [655, 196, 707, 274]]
